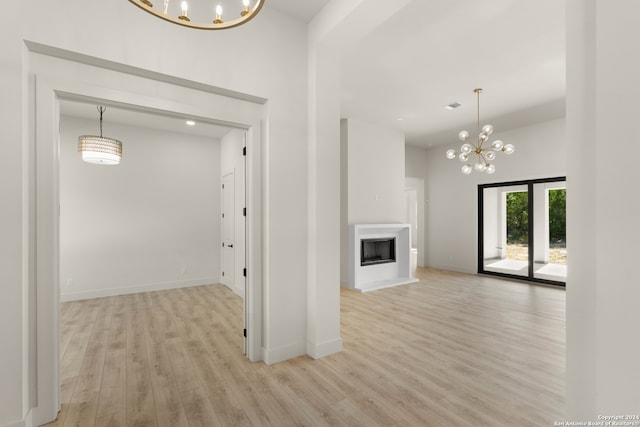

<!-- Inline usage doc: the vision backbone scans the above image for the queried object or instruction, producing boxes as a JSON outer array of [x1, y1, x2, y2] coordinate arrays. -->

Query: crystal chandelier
[[129, 0, 264, 30], [78, 106, 123, 165], [446, 88, 514, 175]]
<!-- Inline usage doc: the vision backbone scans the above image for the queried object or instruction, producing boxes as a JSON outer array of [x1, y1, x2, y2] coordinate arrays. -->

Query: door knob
[[228, 244, 233, 248]]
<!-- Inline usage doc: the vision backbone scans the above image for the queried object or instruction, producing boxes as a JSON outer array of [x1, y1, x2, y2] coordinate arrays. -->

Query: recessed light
[[396, 117, 404, 121], [186, 120, 196, 126], [444, 102, 462, 110]]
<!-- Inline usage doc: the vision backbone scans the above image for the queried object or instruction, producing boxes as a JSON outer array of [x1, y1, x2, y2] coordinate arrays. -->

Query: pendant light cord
[[475, 88, 482, 134], [97, 106, 106, 138]]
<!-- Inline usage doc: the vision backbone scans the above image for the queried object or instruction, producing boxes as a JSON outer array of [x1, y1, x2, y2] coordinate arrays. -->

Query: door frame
[[29, 43, 265, 425], [477, 176, 567, 286]]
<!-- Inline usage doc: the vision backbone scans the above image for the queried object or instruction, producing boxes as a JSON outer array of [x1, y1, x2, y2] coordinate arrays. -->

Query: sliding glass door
[[478, 177, 566, 286]]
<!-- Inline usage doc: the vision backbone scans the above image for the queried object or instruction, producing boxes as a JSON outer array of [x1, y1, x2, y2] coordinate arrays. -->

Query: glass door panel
[[482, 185, 530, 278], [533, 182, 567, 282]]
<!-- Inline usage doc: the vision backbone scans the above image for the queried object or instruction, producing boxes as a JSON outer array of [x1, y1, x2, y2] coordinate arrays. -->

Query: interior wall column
[[306, 42, 342, 358], [306, 0, 413, 358], [566, 0, 640, 418]]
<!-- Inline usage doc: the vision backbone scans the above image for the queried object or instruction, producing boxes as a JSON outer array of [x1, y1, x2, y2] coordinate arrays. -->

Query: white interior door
[[222, 172, 235, 289]]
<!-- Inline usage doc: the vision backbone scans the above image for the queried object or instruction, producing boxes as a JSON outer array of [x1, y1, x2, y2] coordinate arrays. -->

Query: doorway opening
[[30, 46, 264, 425], [405, 177, 425, 271]]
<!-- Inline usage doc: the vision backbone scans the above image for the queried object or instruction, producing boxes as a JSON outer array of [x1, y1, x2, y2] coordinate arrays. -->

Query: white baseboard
[[2, 410, 32, 427], [340, 280, 352, 289], [223, 283, 245, 299], [60, 277, 221, 302], [428, 262, 476, 275], [262, 341, 306, 365], [307, 337, 343, 359]]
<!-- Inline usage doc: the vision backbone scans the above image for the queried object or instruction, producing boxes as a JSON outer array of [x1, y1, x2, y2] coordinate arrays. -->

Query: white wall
[[566, 0, 640, 418], [340, 118, 406, 284], [1, 2, 308, 424], [345, 118, 406, 223], [420, 117, 566, 273], [59, 116, 221, 301], [221, 128, 246, 298]]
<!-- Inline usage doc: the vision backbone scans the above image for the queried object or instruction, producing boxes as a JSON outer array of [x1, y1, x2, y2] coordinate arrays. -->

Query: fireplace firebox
[[361, 238, 396, 266]]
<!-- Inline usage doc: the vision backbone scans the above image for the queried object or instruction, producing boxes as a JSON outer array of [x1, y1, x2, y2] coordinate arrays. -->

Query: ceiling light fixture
[[445, 88, 514, 175], [186, 120, 196, 126], [78, 106, 123, 165], [129, 0, 264, 30]]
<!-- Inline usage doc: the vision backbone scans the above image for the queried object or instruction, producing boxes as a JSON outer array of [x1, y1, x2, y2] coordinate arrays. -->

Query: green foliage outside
[[506, 189, 566, 246], [506, 192, 528, 244], [548, 189, 566, 244]]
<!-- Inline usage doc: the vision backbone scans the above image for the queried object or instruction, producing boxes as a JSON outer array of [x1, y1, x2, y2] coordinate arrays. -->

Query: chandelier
[[129, 0, 264, 30], [78, 106, 123, 165], [446, 88, 514, 175]]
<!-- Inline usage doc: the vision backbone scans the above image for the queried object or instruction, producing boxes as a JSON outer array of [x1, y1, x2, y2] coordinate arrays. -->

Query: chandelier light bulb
[[486, 164, 496, 174], [461, 143, 472, 154], [179, 1, 190, 20], [491, 140, 504, 150], [474, 162, 486, 172], [462, 164, 472, 175], [482, 124, 494, 135], [479, 132, 489, 142], [458, 130, 469, 141], [213, 3, 223, 23], [446, 149, 457, 159], [503, 144, 515, 154], [242, 0, 250, 15], [485, 151, 496, 161], [459, 152, 469, 162]]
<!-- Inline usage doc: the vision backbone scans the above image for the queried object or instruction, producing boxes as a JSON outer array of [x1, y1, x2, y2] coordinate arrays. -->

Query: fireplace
[[346, 224, 418, 292], [361, 238, 396, 266]]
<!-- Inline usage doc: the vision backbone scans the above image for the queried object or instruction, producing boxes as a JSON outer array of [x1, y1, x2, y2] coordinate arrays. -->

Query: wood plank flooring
[[43, 268, 565, 426]]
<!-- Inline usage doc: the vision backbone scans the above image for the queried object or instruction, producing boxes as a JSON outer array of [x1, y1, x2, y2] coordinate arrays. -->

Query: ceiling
[[62, 0, 565, 149], [267, 0, 330, 22], [339, 0, 566, 148], [60, 99, 233, 140]]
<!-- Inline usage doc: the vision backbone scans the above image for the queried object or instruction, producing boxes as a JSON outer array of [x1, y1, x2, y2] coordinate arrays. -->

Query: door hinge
[[243, 268, 247, 277], [222, 242, 224, 247], [222, 213, 224, 218], [222, 271, 225, 277], [222, 184, 224, 189], [243, 146, 246, 156], [243, 207, 246, 216], [243, 328, 247, 338]]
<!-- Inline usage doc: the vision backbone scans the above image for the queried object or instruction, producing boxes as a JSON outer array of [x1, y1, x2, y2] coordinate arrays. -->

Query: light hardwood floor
[[43, 268, 565, 426]]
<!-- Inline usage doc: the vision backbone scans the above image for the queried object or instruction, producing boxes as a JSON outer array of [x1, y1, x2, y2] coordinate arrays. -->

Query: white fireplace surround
[[348, 224, 418, 292]]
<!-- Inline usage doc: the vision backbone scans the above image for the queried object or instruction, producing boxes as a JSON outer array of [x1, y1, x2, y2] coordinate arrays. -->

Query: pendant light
[[78, 106, 123, 165]]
